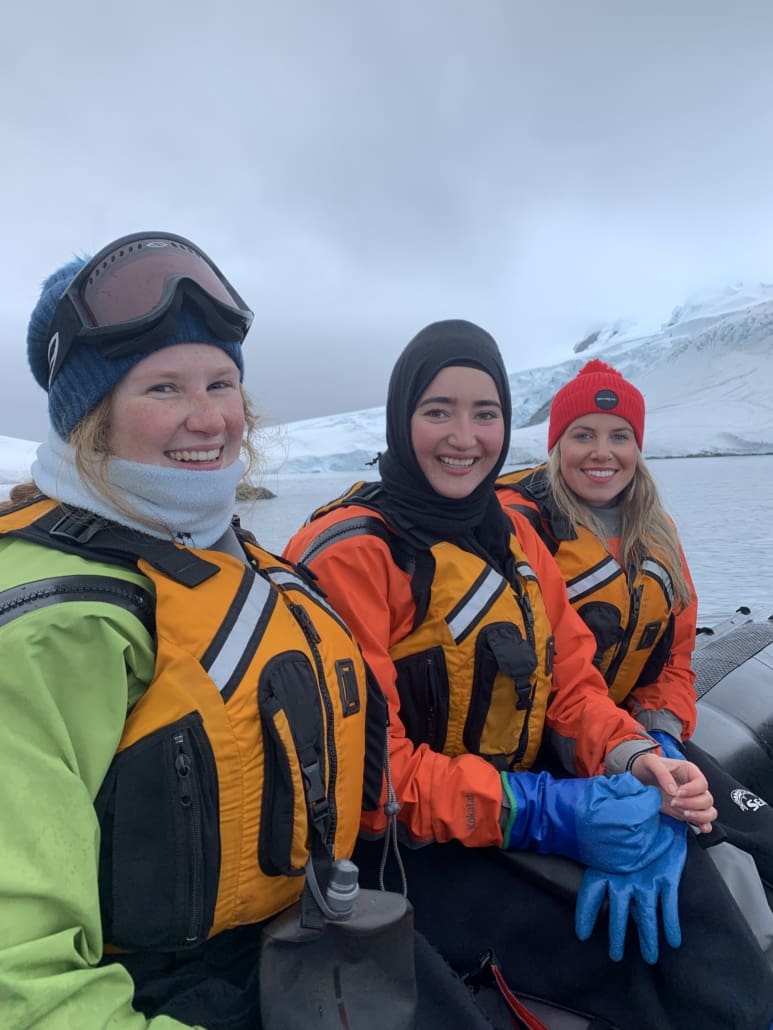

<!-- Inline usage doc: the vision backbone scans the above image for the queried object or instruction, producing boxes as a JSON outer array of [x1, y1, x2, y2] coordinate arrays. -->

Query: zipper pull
[[173, 732, 193, 806], [291, 602, 322, 644], [544, 635, 555, 676], [520, 593, 536, 647]]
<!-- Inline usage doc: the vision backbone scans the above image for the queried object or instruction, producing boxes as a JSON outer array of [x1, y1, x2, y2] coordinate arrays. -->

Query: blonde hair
[[1, 386, 263, 531], [546, 447, 692, 608]]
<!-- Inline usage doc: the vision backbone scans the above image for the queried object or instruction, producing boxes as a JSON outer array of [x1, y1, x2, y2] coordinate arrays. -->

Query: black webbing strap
[[11, 506, 220, 587]]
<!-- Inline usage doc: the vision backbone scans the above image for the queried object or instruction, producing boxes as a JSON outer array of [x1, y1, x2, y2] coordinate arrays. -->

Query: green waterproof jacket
[[0, 534, 199, 1029]]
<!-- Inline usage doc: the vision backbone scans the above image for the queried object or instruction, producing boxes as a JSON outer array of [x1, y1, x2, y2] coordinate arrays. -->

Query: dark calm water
[[240, 454, 773, 627]]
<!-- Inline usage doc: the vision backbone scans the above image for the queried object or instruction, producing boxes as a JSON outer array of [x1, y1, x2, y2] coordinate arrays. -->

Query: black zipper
[[605, 583, 643, 686], [173, 729, 204, 944], [288, 602, 338, 846], [512, 584, 537, 764], [517, 590, 536, 652], [424, 653, 441, 749]]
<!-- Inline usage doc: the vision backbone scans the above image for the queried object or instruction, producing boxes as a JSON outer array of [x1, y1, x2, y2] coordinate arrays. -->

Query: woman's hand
[[630, 752, 716, 833]]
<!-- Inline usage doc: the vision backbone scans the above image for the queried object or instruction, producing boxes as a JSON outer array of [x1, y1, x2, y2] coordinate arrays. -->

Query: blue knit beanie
[[27, 256, 246, 440]]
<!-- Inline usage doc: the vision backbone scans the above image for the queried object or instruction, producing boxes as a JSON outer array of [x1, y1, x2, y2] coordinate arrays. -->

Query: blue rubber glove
[[501, 771, 664, 873], [649, 729, 685, 760], [575, 815, 688, 964]]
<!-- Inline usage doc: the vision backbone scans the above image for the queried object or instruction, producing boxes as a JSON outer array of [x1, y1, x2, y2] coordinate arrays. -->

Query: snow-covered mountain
[[1, 281, 772, 486], [264, 282, 773, 472]]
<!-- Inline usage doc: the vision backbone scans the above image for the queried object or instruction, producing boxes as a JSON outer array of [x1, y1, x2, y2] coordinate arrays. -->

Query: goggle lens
[[77, 237, 243, 326]]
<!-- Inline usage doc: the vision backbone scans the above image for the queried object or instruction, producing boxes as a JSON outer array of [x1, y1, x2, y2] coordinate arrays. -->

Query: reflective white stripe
[[265, 566, 338, 619], [265, 567, 303, 590], [516, 561, 537, 582], [566, 557, 620, 601], [207, 573, 272, 693], [447, 568, 504, 642], [642, 559, 675, 607]]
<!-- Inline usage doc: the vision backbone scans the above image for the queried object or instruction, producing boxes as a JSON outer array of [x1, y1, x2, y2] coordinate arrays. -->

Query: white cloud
[[3, 1, 773, 440]]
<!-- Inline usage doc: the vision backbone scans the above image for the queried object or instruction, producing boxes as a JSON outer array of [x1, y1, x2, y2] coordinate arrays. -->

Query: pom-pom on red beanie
[[547, 359, 645, 452]]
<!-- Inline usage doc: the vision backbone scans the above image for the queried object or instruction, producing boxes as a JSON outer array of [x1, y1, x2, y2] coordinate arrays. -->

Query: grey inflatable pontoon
[[692, 607, 773, 802]]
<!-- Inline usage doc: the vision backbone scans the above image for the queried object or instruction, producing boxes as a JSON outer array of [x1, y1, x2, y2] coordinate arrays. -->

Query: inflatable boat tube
[[692, 608, 773, 802]]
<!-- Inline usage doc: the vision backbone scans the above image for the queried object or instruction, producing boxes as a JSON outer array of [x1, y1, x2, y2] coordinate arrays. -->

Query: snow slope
[[1, 281, 772, 486]]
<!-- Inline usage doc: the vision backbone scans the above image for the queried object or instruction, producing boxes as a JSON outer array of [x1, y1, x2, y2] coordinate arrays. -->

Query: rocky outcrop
[[236, 483, 276, 501]]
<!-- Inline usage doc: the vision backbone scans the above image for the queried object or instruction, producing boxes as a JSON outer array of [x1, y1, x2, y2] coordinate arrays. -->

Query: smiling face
[[558, 412, 638, 506], [410, 365, 505, 499], [107, 343, 245, 469]]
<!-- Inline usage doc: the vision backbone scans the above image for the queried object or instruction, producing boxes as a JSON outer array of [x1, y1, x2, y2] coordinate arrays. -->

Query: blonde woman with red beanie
[[498, 359, 694, 738], [497, 359, 773, 952]]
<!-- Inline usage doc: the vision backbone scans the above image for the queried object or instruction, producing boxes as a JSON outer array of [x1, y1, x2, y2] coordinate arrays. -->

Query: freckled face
[[107, 343, 245, 470], [558, 412, 638, 506], [410, 365, 505, 499]]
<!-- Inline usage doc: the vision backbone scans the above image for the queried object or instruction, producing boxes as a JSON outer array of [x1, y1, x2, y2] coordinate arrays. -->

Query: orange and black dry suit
[[0, 496, 383, 952], [496, 465, 698, 740], [284, 483, 657, 850]]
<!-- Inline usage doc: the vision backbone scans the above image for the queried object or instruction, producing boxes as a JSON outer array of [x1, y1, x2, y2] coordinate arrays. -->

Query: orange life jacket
[[0, 497, 383, 951], [304, 484, 555, 771], [497, 467, 675, 703]]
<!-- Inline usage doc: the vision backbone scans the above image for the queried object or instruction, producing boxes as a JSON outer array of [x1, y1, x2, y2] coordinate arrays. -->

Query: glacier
[[1, 280, 772, 489], [259, 281, 773, 474]]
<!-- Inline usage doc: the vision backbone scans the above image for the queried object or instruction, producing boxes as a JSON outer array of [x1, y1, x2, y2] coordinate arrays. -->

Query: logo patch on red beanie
[[593, 388, 620, 410]]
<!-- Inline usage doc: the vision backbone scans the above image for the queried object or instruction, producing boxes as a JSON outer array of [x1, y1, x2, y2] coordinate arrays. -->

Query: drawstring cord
[[378, 727, 407, 896]]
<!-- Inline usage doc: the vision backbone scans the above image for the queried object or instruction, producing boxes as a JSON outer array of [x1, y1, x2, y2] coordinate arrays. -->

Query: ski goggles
[[46, 231, 254, 385]]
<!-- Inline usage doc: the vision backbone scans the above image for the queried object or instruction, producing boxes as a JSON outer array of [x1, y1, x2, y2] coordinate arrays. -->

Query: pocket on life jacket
[[466, 623, 538, 765], [95, 710, 220, 951], [576, 600, 623, 669], [393, 645, 450, 752], [258, 652, 326, 877]]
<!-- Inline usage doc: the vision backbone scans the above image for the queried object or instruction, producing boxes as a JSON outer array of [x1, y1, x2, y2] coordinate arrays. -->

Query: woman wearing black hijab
[[376, 317, 516, 557], [284, 320, 773, 1030]]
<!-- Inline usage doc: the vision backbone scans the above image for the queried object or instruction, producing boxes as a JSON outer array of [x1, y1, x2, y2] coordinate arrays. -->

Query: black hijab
[[377, 319, 515, 571]]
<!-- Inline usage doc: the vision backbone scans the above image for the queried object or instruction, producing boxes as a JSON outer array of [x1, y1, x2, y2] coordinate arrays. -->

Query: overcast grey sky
[[2, 0, 773, 441]]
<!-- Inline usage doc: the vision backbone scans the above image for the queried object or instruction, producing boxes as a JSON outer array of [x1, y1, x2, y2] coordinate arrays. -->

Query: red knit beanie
[[547, 359, 645, 451]]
